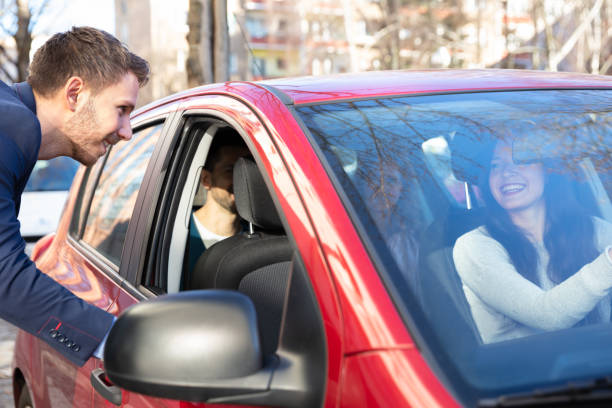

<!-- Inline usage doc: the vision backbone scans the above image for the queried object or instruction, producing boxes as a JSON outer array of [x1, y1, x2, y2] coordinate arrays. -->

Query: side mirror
[[104, 290, 275, 402]]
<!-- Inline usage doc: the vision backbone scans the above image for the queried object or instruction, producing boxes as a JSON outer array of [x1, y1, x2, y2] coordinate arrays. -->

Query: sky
[[11, 0, 117, 54], [36, 0, 116, 35]]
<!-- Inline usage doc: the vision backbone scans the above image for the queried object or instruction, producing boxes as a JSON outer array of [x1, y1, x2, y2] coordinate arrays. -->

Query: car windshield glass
[[24, 157, 80, 192], [296, 90, 612, 406]]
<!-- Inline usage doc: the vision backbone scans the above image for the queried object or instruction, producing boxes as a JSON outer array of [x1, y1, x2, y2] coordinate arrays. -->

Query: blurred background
[[0, 0, 610, 108]]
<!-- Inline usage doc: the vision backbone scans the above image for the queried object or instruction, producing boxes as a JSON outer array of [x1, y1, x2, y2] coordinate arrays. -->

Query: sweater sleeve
[[453, 229, 612, 331]]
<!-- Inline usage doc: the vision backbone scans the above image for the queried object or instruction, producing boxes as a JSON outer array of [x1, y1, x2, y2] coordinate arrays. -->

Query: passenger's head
[[478, 138, 597, 288], [201, 127, 250, 213], [367, 160, 403, 218], [486, 141, 546, 215], [28, 27, 149, 166]]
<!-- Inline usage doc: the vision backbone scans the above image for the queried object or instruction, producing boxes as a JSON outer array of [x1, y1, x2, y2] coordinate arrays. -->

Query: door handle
[[91, 368, 122, 406]]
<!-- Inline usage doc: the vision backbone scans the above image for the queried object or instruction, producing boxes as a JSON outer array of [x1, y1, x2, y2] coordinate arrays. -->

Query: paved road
[[0, 319, 17, 407], [0, 242, 35, 407]]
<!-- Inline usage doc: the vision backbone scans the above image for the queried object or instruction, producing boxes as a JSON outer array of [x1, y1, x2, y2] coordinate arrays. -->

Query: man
[[187, 127, 250, 272], [0, 27, 149, 366]]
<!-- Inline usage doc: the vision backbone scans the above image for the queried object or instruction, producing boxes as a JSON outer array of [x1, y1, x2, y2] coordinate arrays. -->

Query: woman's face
[[489, 142, 545, 213]]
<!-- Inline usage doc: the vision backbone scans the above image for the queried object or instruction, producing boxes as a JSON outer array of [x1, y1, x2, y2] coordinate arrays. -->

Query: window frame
[[67, 114, 175, 282]]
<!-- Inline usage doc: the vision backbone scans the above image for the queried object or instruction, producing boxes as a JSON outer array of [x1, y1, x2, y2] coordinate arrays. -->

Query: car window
[[81, 124, 163, 266], [296, 90, 612, 406], [24, 157, 79, 192]]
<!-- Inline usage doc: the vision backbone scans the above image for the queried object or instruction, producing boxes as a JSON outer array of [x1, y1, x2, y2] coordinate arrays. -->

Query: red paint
[[15, 70, 610, 407]]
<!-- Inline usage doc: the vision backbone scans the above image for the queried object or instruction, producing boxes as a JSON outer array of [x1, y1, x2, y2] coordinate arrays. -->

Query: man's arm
[[0, 133, 114, 366]]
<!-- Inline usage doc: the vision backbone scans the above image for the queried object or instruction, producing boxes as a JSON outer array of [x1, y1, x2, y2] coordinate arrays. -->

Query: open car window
[[296, 90, 612, 406]]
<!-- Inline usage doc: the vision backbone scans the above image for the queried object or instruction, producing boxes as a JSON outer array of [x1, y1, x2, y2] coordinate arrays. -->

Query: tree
[[0, 0, 51, 83], [186, 0, 229, 87]]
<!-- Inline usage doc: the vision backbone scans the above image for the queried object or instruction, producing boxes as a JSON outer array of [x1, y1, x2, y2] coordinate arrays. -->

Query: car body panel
[[339, 348, 460, 408]]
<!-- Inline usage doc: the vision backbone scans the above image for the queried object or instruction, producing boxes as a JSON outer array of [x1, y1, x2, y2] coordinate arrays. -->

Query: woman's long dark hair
[[479, 147, 599, 294]]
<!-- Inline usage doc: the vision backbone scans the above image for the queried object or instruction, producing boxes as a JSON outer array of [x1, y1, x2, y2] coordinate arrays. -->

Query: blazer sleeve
[[0, 132, 114, 366]]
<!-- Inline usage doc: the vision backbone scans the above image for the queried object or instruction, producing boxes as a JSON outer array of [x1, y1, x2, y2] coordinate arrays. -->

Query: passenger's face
[[203, 146, 250, 213], [66, 72, 138, 166], [489, 142, 545, 213], [369, 164, 402, 216]]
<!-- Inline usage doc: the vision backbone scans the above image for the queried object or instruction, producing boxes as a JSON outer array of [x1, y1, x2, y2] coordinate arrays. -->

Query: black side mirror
[[103, 290, 274, 402]]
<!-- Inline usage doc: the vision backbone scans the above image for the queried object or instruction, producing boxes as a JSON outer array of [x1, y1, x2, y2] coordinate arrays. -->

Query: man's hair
[[204, 127, 248, 172], [28, 26, 149, 97]]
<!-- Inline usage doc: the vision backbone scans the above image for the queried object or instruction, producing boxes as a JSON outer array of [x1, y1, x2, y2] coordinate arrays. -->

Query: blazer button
[[71, 344, 81, 352], [56, 334, 66, 343], [65, 340, 75, 348], [49, 330, 58, 338]]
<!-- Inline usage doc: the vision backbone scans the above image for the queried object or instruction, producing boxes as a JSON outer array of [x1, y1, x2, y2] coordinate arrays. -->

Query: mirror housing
[[104, 290, 274, 401]]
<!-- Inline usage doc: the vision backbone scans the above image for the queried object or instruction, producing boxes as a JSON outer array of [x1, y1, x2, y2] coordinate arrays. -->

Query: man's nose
[[117, 118, 132, 141]]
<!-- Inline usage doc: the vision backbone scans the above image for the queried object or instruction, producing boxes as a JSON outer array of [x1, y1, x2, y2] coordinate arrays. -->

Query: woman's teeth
[[501, 184, 525, 194]]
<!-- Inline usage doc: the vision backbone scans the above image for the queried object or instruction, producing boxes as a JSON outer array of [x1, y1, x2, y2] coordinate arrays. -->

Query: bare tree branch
[[549, 0, 604, 70]]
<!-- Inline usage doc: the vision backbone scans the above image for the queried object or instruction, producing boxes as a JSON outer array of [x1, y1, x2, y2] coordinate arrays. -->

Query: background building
[[115, 0, 189, 105]]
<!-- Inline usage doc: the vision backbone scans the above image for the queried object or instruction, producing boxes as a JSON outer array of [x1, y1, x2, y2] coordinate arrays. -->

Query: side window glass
[[82, 124, 163, 265], [69, 155, 108, 238]]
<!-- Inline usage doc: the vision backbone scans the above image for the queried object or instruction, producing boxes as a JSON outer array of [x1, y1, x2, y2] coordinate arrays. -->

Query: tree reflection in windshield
[[296, 89, 612, 405]]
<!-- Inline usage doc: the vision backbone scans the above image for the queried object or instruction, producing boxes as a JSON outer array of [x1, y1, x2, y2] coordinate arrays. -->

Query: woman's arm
[[453, 230, 612, 331]]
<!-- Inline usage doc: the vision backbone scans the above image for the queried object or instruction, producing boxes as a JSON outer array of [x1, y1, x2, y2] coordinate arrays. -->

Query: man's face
[[202, 145, 250, 213], [65, 72, 139, 166]]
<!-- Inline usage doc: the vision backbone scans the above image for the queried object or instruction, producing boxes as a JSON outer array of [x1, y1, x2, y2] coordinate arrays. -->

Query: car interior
[[417, 131, 612, 353], [141, 119, 327, 405]]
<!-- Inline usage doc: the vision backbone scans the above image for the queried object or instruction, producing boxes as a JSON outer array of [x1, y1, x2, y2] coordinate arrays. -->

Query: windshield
[[296, 90, 612, 406], [24, 157, 80, 192]]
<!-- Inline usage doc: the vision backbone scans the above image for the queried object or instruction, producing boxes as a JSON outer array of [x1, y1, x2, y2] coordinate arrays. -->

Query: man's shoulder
[[0, 83, 40, 163]]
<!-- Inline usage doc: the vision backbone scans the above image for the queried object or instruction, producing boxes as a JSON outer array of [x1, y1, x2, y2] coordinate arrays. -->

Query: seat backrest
[[417, 206, 484, 349], [189, 157, 293, 355]]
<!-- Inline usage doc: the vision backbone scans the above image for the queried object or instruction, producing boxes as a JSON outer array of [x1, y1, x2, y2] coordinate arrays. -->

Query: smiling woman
[[453, 134, 612, 343]]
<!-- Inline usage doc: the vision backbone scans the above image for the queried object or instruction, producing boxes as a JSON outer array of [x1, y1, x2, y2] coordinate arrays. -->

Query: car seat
[[416, 202, 484, 354], [189, 157, 293, 356]]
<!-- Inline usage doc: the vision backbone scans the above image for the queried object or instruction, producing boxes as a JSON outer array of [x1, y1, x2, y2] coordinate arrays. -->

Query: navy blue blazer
[[0, 81, 114, 366]]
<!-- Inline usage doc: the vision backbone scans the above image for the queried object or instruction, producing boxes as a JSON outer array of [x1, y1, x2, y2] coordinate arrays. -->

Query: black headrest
[[233, 157, 283, 231], [449, 132, 496, 186]]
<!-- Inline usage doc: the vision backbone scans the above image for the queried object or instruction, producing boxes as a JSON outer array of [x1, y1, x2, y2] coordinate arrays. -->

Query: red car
[[12, 70, 612, 407]]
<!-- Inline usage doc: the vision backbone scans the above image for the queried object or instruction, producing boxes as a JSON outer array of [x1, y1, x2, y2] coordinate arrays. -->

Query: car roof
[[134, 69, 612, 116], [259, 69, 612, 104]]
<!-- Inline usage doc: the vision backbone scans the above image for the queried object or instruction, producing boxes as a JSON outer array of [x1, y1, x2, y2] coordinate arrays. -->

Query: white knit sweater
[[453, 217, 612, 344]]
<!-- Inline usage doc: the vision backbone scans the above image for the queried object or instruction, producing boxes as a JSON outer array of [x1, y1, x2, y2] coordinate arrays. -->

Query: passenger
[[366, 160, 419, 281], [187, 128, 250, 273], [453, 140, 612, 344]]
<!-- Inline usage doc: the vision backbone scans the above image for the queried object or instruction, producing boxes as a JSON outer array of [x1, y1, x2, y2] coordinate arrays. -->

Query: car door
[[93, 93, 332, 407], [88, 116, 183, 407], [45, 109, 176, 407]]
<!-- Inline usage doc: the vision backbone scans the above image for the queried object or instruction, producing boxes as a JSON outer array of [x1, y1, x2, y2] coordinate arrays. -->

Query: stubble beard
[[64, 99, 103, 166], [210, 188, 237, 214]]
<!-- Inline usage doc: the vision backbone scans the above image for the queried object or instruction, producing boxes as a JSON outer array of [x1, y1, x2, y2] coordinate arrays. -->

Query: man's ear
[[64, 77, 85, 111], [200, 169, 213, 189]]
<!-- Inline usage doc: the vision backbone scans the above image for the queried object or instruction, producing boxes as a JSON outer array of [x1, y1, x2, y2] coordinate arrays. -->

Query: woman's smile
[[489, 142, 545, 213]]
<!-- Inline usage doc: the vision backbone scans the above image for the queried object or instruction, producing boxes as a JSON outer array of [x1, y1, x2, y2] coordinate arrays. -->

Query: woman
[[453, 140, 612, 344]]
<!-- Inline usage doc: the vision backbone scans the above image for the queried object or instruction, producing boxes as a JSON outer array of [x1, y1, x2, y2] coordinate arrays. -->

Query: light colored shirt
[[192, 213, 231, 248], [453, 217, 612, 344]]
